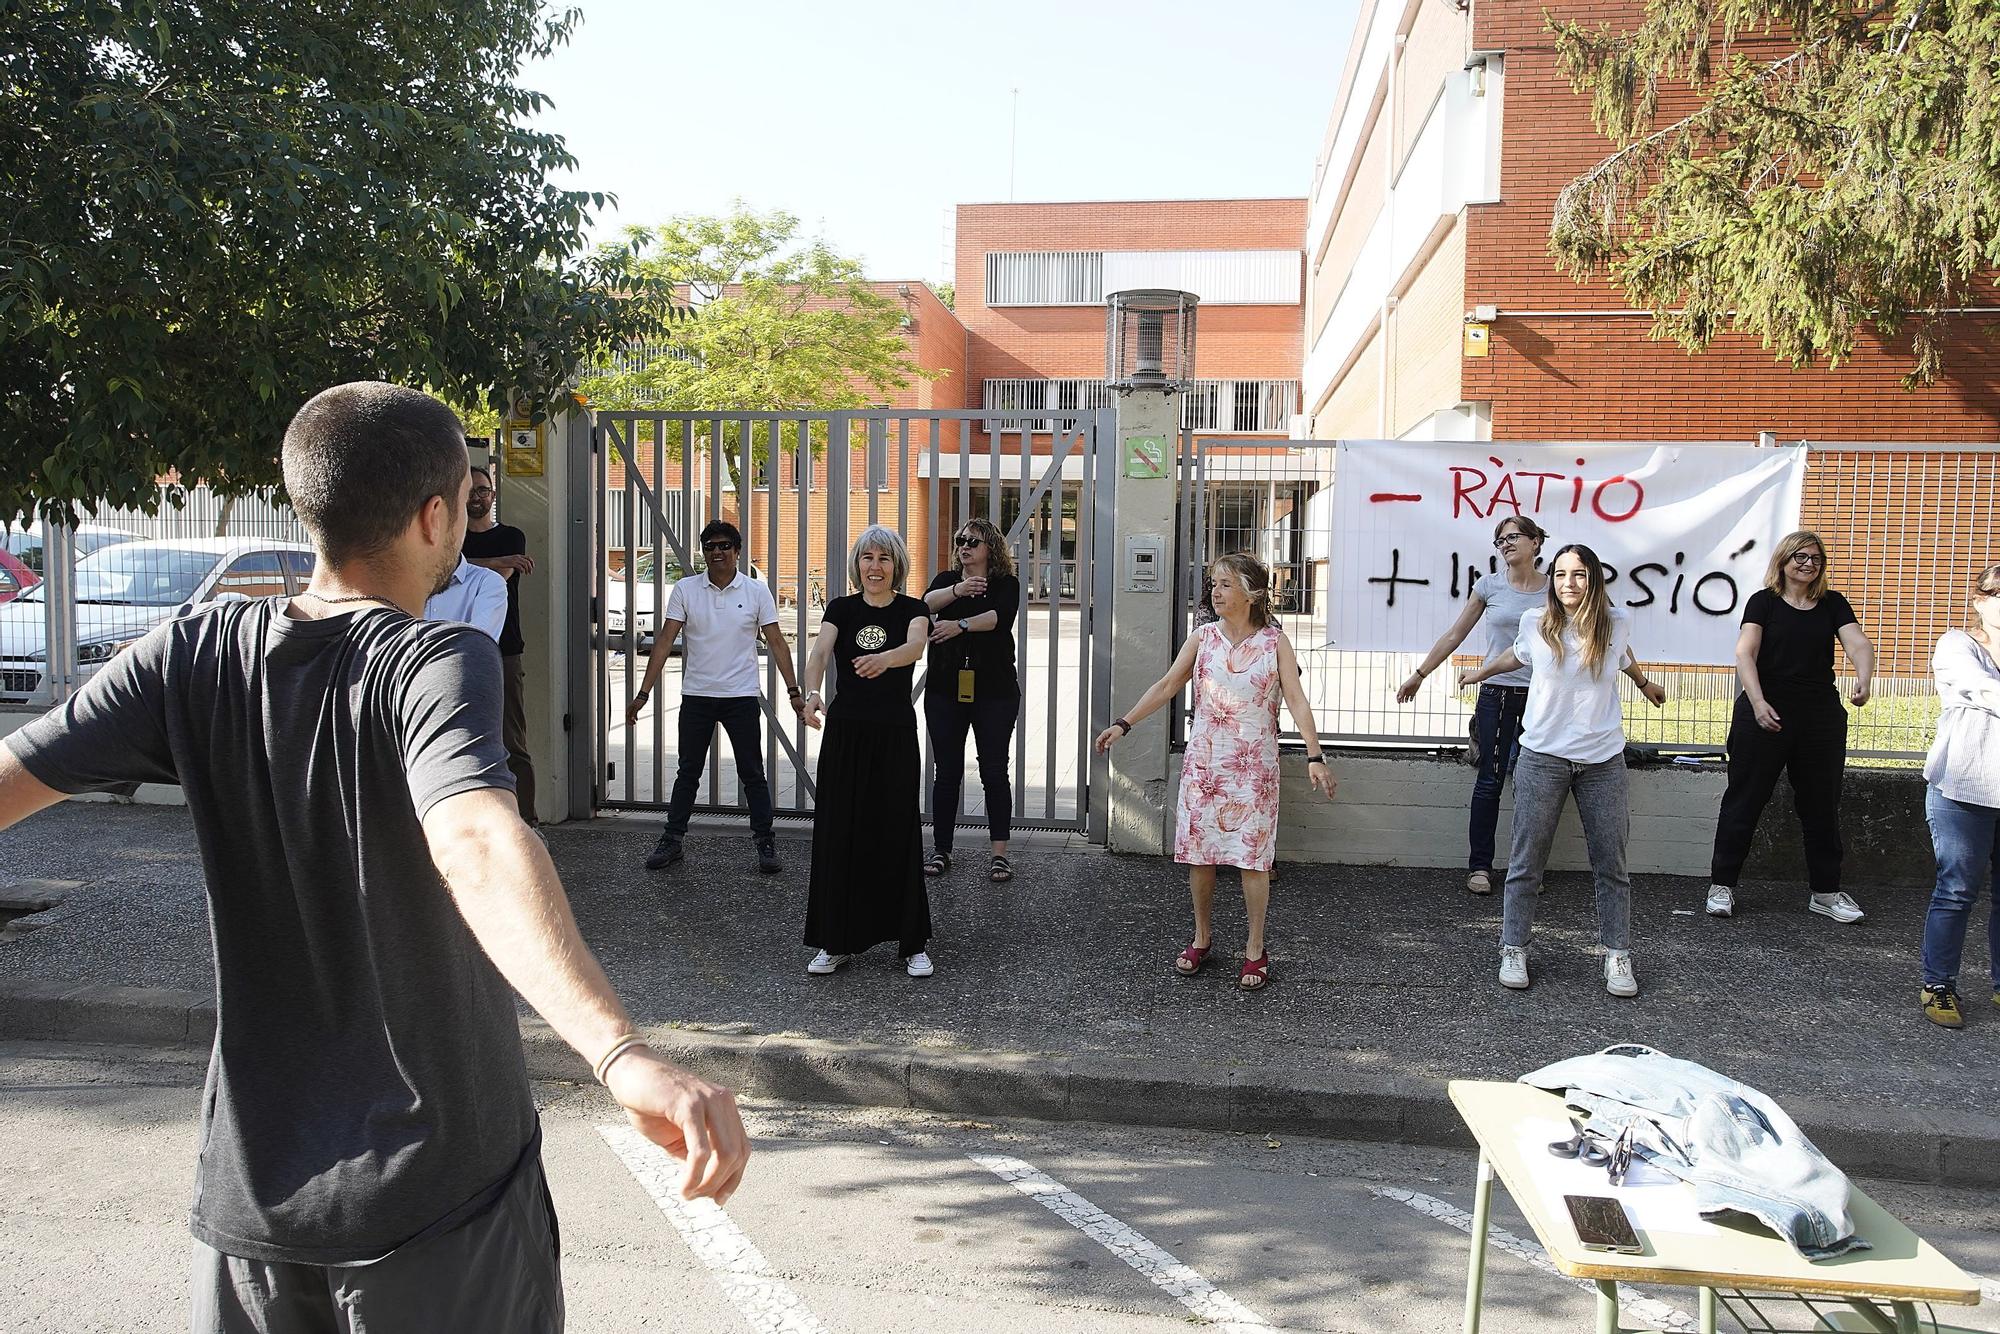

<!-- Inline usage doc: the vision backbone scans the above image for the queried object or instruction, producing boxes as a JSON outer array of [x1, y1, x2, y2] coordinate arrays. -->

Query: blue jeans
[[1502, 745, 1632, 951], [1469, 685, 1529, 872], [661, 694, 775, 841], [1921, 785, 2000, 990]]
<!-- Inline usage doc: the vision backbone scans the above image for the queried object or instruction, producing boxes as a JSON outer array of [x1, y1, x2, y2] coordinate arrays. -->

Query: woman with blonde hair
[[1917, 563, 2000, 1028], [1704, 530, 1875, 922], [922, 515, 1023, 883], [1396, 513, 1551, 895], [1095, 552, 1336, 991], [799, 526, 936, 977], [1460, 544, 1667, 995]]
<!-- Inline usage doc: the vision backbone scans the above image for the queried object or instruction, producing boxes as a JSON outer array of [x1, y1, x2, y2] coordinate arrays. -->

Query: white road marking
[[1370, 1185, 1701, 1333], [599, 1125, 831, 1334], [971, 1153, 1275, 1334]]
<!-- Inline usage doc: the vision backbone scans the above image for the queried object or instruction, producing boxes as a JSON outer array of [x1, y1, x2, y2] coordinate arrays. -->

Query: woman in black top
[[1706, 530, 1877, 922], [922, 516, 1023, 883], [799, 526, 936, 977]]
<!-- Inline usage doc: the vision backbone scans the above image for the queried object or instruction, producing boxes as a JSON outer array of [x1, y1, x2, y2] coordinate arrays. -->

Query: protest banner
[[1327, 442, 1807, 666]]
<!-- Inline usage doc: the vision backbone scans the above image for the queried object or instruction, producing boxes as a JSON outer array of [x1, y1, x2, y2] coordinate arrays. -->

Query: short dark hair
[[469, 465, 492, 484], [700, 520, 742, 550], [282, 383, 468, 565]]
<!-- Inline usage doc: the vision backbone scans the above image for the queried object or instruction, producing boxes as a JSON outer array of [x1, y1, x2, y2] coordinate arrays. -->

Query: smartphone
[[1564, 1194, 1643, 1254]]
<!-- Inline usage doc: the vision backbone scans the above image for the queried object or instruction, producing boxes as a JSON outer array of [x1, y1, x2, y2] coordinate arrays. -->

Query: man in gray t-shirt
[[0, 383, 748, 1331]]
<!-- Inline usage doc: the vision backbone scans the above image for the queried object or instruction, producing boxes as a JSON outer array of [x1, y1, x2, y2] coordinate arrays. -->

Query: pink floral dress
[[1175, 622, 1283, 871]]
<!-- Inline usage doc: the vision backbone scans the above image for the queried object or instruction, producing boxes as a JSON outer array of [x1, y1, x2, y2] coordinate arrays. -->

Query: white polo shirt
[[666, 569, 779, 698]]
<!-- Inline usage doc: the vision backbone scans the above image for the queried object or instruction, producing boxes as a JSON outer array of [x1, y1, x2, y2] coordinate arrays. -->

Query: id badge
[[957, 668, 976, 703]]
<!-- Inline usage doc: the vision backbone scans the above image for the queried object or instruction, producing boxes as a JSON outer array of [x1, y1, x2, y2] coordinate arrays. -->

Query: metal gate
[[586, 408, 1110, 834]]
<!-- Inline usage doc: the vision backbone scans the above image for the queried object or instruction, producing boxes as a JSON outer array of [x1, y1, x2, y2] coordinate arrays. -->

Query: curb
[[4, 981, 1994, 1191]]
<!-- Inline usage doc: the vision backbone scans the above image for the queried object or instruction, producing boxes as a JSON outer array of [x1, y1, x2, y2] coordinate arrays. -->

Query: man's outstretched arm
[[422, 787, 750, 1203], [0, 745, 66, 834]]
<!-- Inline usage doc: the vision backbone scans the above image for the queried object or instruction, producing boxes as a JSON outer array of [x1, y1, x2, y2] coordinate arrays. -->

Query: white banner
[[1327, 442, 1808, 666]]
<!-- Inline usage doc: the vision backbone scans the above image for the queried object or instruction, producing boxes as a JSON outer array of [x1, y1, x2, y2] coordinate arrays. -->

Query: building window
[[985, 251, 1105, 306]]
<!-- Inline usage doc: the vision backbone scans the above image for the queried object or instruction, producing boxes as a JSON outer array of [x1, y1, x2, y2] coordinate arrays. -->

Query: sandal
[[1238, 953, 1271, 991], [923, 850, 950, 877], [989, 854, 1014, 883], [1175, 943, 1212, 975]]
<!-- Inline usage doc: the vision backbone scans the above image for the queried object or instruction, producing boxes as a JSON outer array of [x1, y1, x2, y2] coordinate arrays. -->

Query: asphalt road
[[3, 1042, 1996, 1334]]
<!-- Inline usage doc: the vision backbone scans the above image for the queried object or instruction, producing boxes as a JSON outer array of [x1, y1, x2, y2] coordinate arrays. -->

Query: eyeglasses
[[701, 540, 737, 552], [1549, 1119, 1635, 1186], [1494, 533, 1530, 548], [955, 535, 984, 549], [1789, 551, 1823, 566], [469, 488, 495, 499]]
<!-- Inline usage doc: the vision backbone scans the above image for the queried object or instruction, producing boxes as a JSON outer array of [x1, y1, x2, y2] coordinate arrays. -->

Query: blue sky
[[525, 0, 1360, 282]]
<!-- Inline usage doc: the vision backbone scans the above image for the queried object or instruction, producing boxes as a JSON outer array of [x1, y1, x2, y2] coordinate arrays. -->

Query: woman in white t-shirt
[[1460, 544, 1667, 996], [1398, 515, 1550, 896]]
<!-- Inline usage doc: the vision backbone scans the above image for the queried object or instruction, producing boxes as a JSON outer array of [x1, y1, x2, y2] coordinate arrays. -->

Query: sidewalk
[[2, 802, 1994, 1187]]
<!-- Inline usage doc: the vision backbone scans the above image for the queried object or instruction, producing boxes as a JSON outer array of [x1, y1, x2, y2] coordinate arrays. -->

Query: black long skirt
[[803, 712, 931, 956]]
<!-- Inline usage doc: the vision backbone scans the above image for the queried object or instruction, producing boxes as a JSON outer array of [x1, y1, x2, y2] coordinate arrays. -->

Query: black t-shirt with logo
[[462, 523, 528, 656], [1742, 587, 1858, 697], [823, 593, 928, 723]]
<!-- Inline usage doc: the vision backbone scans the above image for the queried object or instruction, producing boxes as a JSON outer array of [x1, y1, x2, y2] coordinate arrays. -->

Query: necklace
[[301, 590, 397, 608]]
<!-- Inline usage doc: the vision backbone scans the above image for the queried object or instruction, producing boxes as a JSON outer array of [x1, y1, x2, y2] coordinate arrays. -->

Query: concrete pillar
[[498, 404, 590, 823], [1103, 386, 1179, 855]]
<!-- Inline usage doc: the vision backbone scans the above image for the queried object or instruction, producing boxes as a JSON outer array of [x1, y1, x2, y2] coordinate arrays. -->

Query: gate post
[[1101, 386, 1179, 855]]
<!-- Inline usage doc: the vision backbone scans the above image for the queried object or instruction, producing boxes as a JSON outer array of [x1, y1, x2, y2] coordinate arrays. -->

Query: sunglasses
[[955, 535, 984, 549], [702, 540, 737, 552]]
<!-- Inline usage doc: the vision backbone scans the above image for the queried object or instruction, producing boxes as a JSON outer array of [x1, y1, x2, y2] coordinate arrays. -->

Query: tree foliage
[[0, 0, 659, 525], [1547, 0, 2000, 383]]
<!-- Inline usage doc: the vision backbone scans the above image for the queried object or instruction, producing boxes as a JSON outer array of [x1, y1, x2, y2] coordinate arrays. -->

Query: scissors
[[1547, 1118, 1634, 1185]]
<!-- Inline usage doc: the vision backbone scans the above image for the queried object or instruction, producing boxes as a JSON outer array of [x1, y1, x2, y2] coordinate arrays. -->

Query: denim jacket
[[1520, 1044, 1867, 1259]]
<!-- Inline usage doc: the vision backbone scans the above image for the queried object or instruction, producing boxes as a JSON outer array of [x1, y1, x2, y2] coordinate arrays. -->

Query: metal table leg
[[1463, 1151, 1495, 1334], [1699, 1286, 1717, 1334], [1596, 1279, 1622, 1334]]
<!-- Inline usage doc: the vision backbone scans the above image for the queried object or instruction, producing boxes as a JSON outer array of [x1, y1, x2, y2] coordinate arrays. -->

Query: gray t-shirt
[[5, 599, 534, 1264], [1472, 571, 1545, 688]]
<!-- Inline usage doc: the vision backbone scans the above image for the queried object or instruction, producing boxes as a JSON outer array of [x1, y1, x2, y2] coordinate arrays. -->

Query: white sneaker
[[1467, 870, 1493, 895], [1705, 884, 1735, 917], [1499, 946, 1530, 990], [806, 950, 850, 975], [1604, 950, 1639, 997], [904, 952, 935, 978], [1809, 892, 1864, 924]]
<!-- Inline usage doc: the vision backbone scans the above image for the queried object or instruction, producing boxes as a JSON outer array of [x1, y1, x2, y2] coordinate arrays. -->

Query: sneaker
[[905, 952, 935, 978], [1808, 892, 1865, 924], [1604, 950, 1639, 998], [1466, 870, 1492, 895], [1498, 946, 1530, 990], [1921, 984, 1963, 1029], [644, 833, 684, 871], [756, 840, 782, 874], [1705, 884, 1734, 917], [806, 950, 850, 975]]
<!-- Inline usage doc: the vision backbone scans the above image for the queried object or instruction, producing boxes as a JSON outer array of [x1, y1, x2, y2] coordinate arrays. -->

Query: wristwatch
[[957, 618, 969, 632]]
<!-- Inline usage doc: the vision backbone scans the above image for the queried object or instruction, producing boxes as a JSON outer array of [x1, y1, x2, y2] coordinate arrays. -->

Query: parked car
[[603, 553, 765, 651], [2, 521, 140, 574], [0, 549, 38, 605], [0, 537, 315, 703]]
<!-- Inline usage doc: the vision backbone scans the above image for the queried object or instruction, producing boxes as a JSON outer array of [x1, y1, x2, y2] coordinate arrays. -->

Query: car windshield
[[55, 546, 220, 606]]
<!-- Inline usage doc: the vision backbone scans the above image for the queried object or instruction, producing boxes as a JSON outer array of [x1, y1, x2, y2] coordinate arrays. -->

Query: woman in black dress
[[1705, 530, 1876, 922], [800, 524, 936, 977], [921, 516, 1022, 883]]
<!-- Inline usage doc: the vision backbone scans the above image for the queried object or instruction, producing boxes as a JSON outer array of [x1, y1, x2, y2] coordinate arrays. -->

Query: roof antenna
[[1008, 88, 1019, 202]]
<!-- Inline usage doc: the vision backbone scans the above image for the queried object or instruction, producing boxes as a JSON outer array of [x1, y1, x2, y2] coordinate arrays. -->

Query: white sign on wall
[[1327, 442, 1808, 667]]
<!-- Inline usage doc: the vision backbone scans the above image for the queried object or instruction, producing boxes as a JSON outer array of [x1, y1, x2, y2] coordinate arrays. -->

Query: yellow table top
[[1448, 1080, 1980, 1306]]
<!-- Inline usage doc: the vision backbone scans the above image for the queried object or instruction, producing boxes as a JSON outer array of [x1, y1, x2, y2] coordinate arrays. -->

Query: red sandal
[[1175, 943, 1212, 975], [1238, 953, 1271, 991]]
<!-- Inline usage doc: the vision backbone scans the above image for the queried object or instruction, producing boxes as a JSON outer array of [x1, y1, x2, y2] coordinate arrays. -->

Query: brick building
[[1301, 0, 2000, 443]]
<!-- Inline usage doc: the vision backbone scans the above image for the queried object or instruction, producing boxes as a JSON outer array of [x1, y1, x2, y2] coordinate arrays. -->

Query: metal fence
[[1176, 436, 2000, 764]]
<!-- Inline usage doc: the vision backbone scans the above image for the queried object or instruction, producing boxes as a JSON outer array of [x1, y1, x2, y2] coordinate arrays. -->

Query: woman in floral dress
[[1096, 553, 1337, 989]]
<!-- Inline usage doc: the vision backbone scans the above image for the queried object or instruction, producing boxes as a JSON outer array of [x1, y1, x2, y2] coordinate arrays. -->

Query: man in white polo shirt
[[628, 520, 804, 874]]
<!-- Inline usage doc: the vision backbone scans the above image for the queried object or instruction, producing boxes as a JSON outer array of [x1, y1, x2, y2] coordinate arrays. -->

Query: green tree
[[927, 280, 955, 311], [1547, 0, 2000, 384], [0, 0, 659, 526], [576, 203, 937, 486]]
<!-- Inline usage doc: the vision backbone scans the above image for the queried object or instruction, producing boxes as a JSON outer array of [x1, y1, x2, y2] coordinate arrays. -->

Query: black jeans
[[1709, 689, 1848, 893], [1469, 684, 1530, 872], [661, 694, 774, 842], [924, 692, 1018, 854]]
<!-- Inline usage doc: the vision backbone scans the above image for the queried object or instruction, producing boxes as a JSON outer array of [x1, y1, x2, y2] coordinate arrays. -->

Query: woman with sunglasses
[[1398, 515, 1550, 896], [1917, 563, 2000, 1028], [921, 518, 1022, 883], [1703, 531, 1875, 923], [1460, 544, 1667, 996]]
